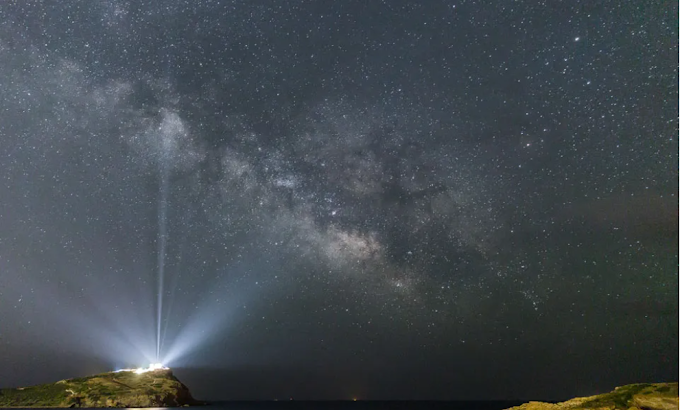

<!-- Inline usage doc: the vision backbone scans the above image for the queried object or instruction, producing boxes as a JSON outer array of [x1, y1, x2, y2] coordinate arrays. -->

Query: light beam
[[156, 148, 170, 362]]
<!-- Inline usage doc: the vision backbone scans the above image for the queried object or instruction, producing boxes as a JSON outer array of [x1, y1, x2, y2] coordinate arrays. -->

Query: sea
[[8, 402, 527, 410], [209, 402, 527, 410]]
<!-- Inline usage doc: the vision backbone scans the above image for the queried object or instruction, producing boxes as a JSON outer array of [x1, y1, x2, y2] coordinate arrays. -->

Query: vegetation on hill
[[0, 368, 201, 408], [506, 382, 678, 410]]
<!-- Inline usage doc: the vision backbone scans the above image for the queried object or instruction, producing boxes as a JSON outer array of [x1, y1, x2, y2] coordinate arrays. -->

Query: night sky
[[0, 0, 677, 401]]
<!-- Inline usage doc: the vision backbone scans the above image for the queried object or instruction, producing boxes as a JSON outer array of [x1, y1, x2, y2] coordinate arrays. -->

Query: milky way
[[0, 0, 677, 400]]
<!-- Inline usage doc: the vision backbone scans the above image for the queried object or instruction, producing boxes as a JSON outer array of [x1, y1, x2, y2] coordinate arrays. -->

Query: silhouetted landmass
[[0, 368, 203, 408], [506, 382, 678, 410]]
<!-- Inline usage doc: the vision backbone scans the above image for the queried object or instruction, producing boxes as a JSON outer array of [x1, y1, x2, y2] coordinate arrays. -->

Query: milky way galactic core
[[0, 0, 676, 400]]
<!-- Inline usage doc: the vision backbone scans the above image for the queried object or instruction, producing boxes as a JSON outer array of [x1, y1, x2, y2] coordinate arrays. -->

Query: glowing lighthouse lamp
[[115, 363, 168, 374]]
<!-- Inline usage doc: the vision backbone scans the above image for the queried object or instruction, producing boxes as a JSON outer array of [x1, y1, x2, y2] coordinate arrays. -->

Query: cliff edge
[[0, 368, 203, 408], [506, 382, 678, 410]]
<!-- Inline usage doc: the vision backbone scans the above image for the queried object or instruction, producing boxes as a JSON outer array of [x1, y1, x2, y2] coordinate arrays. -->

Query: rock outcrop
[[506, 382, 678, 410], [0, 368, 203, 408]]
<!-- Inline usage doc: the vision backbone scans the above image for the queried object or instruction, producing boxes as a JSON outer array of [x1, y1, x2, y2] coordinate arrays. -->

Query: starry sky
[[0, 0, 677, 401]]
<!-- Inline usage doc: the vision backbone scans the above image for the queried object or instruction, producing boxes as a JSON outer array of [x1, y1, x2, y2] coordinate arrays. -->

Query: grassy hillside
[[507, 382, 678, 410], [0, 368, 200, 408]]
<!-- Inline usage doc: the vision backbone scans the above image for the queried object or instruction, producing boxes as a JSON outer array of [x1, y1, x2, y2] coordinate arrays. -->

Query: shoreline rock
[[505, 382, 678, 410]]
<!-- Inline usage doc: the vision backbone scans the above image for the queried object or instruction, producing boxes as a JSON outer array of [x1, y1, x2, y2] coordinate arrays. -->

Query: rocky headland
[[0, 367, 203, 408]]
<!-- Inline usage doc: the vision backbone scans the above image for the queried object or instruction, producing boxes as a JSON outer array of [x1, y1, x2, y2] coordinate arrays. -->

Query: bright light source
[[149, 362, 165, 370], [115, 363, 168, 374]]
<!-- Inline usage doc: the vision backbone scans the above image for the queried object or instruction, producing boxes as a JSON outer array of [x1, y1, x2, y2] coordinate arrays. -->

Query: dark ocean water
[[9, 402, 526, 410], [204, 401, 526, 410]]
